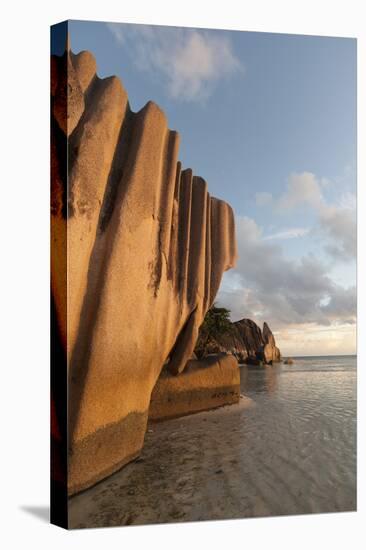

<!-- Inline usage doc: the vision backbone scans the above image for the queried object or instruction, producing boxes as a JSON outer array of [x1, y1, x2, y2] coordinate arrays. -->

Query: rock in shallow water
[[149, 354, 240, 421]]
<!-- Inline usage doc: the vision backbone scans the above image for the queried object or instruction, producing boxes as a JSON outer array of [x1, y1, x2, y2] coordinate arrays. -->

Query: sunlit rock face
[[51, 45, 237, 495], [149, 354, 240, 421], [262, 322, 281, 363]]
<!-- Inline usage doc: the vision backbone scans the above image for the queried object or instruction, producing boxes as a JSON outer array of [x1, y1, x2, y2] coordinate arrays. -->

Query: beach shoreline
[[68, 396, 257, 528], [69, 358, 356, 529]]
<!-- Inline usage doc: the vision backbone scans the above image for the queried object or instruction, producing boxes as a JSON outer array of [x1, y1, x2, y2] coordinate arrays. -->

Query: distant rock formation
[[262, 322, 281, 363], [51, 43, 237, 495], [195, 318, 281, 365]]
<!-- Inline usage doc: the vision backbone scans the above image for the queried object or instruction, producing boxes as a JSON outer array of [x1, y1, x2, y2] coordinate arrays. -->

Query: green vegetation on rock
[[195, 304, 233, 359]]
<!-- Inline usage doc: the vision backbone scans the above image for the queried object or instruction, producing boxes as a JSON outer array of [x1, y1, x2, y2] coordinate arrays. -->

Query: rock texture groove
[[51, 45, 237, 495]]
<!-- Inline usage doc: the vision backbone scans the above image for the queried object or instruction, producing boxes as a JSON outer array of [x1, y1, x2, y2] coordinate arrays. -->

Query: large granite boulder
[[149, 354, 240, 421], [234, 319, 264, 361], [195, 317, 281, 365], [51, 43, 237, 494], [262, 322, 281, 363]]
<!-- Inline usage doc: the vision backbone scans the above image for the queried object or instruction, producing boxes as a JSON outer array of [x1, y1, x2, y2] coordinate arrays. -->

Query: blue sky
[[63, 20, 356, 355]]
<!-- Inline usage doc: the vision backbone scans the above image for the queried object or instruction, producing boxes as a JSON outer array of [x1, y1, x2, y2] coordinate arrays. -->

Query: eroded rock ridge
[[51, 44, 238, 494]]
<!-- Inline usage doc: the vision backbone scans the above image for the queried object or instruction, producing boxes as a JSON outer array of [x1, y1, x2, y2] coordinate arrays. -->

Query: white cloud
[[107, 23, 244, 102], [277, 172, 324, 210], [257, 171, 356, 262], [320, 205, 357, 260], [107, 22, 126, 44], [337, 191, 357, 210], [217, 215, 356, 331], [319, 177, 331, 188], [263, 227, 310, 241], [255, 191, 272, 206], [218, 170, 356, 353]]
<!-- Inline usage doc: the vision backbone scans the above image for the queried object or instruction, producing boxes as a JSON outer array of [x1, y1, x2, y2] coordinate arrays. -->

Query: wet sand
[[68, 398, 256, 528], [69, 359, 356, 528]]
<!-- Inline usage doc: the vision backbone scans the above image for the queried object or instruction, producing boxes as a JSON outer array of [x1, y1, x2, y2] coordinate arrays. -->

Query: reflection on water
[[237, 355, 357, 515], [69, 355, 357, 527], [240, 364, 278, 394]]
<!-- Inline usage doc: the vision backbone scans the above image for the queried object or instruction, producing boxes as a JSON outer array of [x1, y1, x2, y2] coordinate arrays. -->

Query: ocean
[[239, 355, 357, 516], [69, 354, 357, 526]]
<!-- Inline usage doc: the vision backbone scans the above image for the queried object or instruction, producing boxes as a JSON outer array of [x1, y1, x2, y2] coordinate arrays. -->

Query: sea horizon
[[283, 354, 357, 359]]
